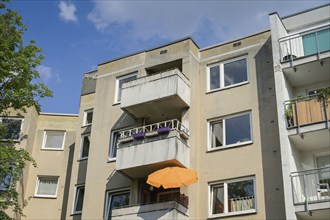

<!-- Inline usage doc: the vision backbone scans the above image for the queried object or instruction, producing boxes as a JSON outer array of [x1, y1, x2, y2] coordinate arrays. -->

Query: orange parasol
[[147, 167, 198, 189]]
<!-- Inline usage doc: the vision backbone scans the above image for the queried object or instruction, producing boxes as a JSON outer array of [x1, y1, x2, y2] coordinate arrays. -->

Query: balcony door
[[316, 154, 330, 189]]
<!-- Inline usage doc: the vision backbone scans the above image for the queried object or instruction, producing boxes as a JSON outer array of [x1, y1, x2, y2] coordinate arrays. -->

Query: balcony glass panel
[[291, 167, 330, 205]]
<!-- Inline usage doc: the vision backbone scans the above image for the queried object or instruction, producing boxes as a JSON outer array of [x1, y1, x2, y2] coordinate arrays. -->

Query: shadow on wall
[[254, 36, 286, 220]]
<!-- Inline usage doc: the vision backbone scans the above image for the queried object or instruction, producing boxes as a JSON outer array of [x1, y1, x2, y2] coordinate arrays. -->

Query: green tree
[[0, 0, 52, 218]]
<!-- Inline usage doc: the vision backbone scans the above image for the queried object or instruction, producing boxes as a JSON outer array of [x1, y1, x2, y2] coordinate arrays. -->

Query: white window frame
[[114, 72, 137, 104], [42, 130, 66, 150], [104, 189, 130, 220], [209, 176, 257, 218], [208, 112, 252, 151], [73, 185, 85, 214], [207, 56, 249, 92], [34, 176, 59, 198], [82, 109, 93, 126], [109, 130, 121, 161], [80, 134, 90, 160], [0, 117, 24, 142]]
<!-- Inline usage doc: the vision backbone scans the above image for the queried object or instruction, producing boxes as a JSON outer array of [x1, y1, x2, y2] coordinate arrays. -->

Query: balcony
[[291, 167, 330, 218], [279, 26, 330, 87], [120, 69, 190, 122], [284, 95, 329, 150], [116, 119, 190, 178], [111, 201, 188, 220]]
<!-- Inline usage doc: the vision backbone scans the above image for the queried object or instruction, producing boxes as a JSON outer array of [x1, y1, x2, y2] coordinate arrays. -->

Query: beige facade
[[3, 5, 329, 220]]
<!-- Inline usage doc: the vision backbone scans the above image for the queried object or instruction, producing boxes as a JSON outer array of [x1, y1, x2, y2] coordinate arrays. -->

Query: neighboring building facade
[[1, 4, 328, 220], [270, 4, 330, 220]]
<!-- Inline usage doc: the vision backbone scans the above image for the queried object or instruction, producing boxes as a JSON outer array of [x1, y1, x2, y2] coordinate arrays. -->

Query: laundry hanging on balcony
[[146, 166, 198, 189]]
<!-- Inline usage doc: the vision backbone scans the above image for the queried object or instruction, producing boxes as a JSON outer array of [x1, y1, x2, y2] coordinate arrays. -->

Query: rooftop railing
[[291, 167, 330, 205], [279, 26, 330, 63], [118, 119, 189, 143], [284, 94, 329, 130]]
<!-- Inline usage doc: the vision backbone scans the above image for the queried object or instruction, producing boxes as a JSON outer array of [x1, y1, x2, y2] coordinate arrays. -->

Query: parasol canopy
[[147, 166, 198, 189]]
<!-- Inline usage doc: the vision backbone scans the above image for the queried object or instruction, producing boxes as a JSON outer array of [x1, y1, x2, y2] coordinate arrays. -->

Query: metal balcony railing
[[279, 26, 330, 63], [284, 95, 330, 130], [119, 119, 189, 142], [291, 167, 330, 205]]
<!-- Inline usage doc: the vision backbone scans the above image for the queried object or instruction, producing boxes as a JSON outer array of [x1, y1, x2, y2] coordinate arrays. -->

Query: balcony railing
[[279, 26, 330, 62], [119, 119, 189, 143], [284, 95, 329, 129], [291, 167, 330, 205]]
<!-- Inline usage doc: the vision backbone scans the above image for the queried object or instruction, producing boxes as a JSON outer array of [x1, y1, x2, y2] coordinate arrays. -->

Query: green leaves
[[0, 0, 52, 114]]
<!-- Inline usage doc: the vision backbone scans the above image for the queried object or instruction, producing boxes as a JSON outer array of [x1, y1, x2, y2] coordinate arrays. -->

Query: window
[[210, 177, 256, 217], [208, 57, 248, 92], [0, 117, 23, 141], [42, 130, 66, 150], [73, 186, 85, 214], [0, 166, 14, 190], [80, 135, 90, 159], [115, 73, 137, 103], [105, 190, 130, 220], [83, 109, 93, 126], [109, 131, 120, 160], [209, 112, 252, 150], [34, 176, 59, 198]]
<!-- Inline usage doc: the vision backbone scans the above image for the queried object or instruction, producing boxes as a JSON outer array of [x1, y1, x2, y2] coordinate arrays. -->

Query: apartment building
[[57, 28, 287, 219], [270, 4, 330, 220], [1, 4, 328, 220], [0, 107, 78, 220]]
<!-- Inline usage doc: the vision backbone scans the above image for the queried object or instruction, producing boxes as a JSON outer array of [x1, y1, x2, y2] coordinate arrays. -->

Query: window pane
[[75, 187, 85, 212], [117, 75, 137, 102], [1, 119, 22, 140], [209, 66, 220, 90], [110, 132, 120, 158], [107, 192, 130, 220], [212, 184, 224, 214], [224, 59, 247, 87], [86, 111, 93, 125], [228, 179, 255, 212], [0, 171, 13, 190], [45, 131, 65, 149], [225, 114, 251, 145], [81, 136, 90, 158], [37, 177, 58, 196], [211, 121, 223, 148]]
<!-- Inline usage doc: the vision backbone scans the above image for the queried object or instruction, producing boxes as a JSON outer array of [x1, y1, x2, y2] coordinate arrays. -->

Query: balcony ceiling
[[289, 127, 330, 151], [283, 56, 330, 87]]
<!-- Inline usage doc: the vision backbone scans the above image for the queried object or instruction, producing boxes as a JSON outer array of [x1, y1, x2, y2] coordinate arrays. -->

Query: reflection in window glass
[[0, 118, 22, 140], [117, 74, 137, 102], [109, 132, 120, 159], [211, 178, 255, 216], [210, 121, 223, 148], [224, 59, 247, 87], [106, 192, 130, 220], [210, 66, 220, 90], [226, 114, 251, 145], [81, 136, 90, 158]]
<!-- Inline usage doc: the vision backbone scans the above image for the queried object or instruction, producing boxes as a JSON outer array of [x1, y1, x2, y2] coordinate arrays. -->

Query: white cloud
[[87, 1, 326, 47], [37, 65, 52, 83], [58, 1, 77, 22]]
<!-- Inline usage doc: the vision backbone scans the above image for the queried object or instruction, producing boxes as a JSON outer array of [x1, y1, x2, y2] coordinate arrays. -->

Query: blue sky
[[8, 0, 328, 114]]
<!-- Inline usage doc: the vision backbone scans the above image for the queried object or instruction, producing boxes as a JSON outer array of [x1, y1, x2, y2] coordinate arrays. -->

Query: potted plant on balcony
[[317, 87, 330, 103], [285, 106, 294, 127]]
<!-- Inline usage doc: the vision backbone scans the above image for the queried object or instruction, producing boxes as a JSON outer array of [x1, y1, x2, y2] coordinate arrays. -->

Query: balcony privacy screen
[[303, 28, 330, 56]]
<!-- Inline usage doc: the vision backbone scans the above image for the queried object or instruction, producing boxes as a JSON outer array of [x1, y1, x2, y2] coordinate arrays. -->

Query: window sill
[[206, 81, 249, 94], [71, 212, 82, 216], [33, 195, 57, 199], [81, 124, 92, 128], [41, 148, 64, 151], [208, 209, 257, 219], [77, 157, 88, 162], [108, 158, 116, 163], [207, 141, 253, 153], [112, 102, 121, 106]]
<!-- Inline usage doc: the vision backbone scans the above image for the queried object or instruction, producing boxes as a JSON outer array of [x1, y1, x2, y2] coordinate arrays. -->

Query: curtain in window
[[211, 122, 223, 148], [37, 178, 57, 195], [229, 197, 254, 212]]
